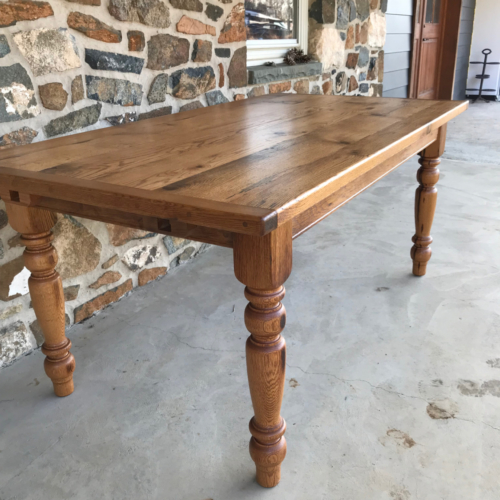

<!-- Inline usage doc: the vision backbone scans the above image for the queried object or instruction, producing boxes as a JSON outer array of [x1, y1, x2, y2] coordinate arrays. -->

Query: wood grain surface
[[0, 95, 467, 236]]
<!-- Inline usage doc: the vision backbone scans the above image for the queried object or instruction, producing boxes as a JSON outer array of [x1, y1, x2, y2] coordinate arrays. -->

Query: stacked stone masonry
[[0, 0, 386, 366]]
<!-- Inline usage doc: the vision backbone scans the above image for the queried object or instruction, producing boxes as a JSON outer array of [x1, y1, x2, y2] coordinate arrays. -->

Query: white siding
[[383, 0, 414, 98]]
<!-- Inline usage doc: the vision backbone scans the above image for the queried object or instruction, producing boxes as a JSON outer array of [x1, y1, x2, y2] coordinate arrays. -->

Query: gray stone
[[44, 103, 101, 138], [108, 0, 171, 28], [0, 210, 7, 230], [349, 0, 356, 21], [148, 74, 168, 104], [147, 34, 190, 70], [179, 101, 204, 112], [85, 49, 144, 74], [380, 0, 388, 13], [335, 71, 347, 93], [356, 0, 369, 20], [178, 246, 195, 263], [359, 72, 366, 81], [228, 46, 247, 88], [248, 61, 322, 85], [309, 0, 335, 24], [0, 34, 10, 58], [336, 0, 349, 29], [0, 63, 40, 123], [0, 320, 34, 367], [215, 48, 230, 58], [205, 2, 223, 21], [0, 304, 21, 320], [170, 0, 202, 12], [169, 256, 180, 268], [122, 245, 160, 271], [105, 112, 137, 126], [30, 315, 70, 347], [311, 85, 322, 94], [359, 83, 369, 93], [0, 239, 3, 260], [13, 28, 81, 77], [138, 107, 172, 120], [358, 46, 370, 68], [163, 236, 191, 254], [191, 40, 212, 63], [86, 76, 143, 106], [339, 31, 346, 41], [205, 90, 229, 106], [168, 67, 216, 100]]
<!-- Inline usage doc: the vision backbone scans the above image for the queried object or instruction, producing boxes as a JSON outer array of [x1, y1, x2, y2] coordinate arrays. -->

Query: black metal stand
[[466, 49, 500, 103]]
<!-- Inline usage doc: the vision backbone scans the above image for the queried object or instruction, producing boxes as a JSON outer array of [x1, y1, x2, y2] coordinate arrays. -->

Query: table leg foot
[[245, 286, 287, 488], [6, 204, 75, 397]]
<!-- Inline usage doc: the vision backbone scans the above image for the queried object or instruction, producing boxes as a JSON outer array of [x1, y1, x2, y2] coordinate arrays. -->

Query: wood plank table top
[[0, 95, 467, 239]]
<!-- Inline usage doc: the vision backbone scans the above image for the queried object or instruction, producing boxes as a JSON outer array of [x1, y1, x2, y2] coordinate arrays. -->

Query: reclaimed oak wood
[[5, 203, 75, 396], [234, 222, 292, 487], [0, 95, 468, 487], [0, 95, 467, 237], [411, 125, 447, 276]]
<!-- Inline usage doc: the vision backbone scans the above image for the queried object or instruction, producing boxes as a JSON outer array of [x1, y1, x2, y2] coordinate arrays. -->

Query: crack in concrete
[[286, 362, 428, 403], [122, 320, 242, 354], [286, 363, 500, 433], [171, 332, 241, 353], [4, 435, 63, 487]]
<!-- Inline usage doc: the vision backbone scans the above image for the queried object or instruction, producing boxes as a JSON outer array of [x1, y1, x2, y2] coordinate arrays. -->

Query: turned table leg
[[234, 222, 292, 488], [411, 126, 447, 276], [5, 203, 75, 397]]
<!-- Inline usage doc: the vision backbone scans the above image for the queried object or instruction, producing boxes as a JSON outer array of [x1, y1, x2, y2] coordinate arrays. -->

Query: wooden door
[[410, 0, 446, 99]]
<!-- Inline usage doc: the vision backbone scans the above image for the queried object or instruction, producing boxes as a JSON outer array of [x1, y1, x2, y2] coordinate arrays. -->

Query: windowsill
[[247, 62, 323, 85]]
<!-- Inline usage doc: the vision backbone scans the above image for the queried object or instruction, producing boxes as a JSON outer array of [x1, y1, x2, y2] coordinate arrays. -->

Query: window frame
[[246, 0, 309, 67]]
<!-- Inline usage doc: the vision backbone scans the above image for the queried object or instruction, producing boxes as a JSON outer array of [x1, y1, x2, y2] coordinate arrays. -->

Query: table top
[[0, 95, 467, 236]]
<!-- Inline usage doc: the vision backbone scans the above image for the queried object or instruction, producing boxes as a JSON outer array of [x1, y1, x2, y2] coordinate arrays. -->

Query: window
[[425, 0, 441, 24], [245, 0, 308, 66]]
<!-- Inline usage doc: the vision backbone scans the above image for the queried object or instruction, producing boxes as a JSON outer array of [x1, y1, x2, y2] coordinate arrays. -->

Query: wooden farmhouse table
[[0, 95, 467, 488]]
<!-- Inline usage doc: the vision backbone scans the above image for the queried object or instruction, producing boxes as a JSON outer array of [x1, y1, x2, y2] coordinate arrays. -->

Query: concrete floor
[[1, 102, 500, 500]]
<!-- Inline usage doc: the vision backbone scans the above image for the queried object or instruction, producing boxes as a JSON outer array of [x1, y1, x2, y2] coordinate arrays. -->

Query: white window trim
[[246, 0, 309, 67]]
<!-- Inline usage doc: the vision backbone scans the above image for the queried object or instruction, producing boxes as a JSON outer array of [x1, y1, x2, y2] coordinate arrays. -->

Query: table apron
[[291, 129, 439, 239], [3, 196, 235, 248]]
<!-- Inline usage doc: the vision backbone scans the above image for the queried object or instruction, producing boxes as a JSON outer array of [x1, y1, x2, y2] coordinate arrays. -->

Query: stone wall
[[0, 0, 386, 367]]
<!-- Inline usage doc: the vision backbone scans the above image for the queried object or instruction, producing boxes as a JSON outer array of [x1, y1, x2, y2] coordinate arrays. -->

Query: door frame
[[409, 0, 463, 100]]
